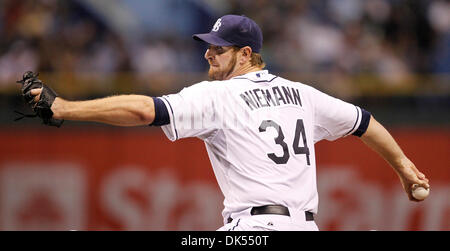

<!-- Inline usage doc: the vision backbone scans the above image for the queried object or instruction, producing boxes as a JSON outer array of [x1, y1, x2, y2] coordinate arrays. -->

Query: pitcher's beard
[[208, 54, 237, 81]]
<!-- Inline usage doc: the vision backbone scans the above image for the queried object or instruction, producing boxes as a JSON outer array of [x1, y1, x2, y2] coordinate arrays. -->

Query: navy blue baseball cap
[[193, 15, 263, 53]]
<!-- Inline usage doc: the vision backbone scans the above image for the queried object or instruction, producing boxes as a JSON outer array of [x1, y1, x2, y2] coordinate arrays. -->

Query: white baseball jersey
[[159, 70, 364, 221]]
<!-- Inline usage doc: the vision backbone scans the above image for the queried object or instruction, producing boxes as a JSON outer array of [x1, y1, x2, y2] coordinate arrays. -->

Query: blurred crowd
[[0, 0, 131, 86], [228, 0, 449, 80], [0, 0, 449, 90]]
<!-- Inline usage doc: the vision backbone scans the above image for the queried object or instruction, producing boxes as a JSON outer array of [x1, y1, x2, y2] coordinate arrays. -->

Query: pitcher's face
[[204, 45, 237, 80]]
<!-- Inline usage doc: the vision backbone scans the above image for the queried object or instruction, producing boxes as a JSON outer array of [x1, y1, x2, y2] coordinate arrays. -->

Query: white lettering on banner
[[100, 166, 223, 230], [0, 163, 85, 230], [317, 166, 450, 230], [317, 168, 385, 230], [176, 183, 223, 230], [100, 166, 151, 230], [0, 162, 448, 230], [422, 187, 450, 230]]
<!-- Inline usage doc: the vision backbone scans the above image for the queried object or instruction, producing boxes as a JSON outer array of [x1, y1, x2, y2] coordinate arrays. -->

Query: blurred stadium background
[[0, 0, 448, 230]]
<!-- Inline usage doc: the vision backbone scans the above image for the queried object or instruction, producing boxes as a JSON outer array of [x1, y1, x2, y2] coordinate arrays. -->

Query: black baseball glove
[[15, 71, 64, 127]]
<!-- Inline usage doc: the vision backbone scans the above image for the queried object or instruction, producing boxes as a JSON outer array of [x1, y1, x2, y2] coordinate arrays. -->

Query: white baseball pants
[[217, 208, 319, 231]]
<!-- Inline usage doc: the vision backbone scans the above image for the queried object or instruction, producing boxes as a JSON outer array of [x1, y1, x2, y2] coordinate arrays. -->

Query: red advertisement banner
[[0, 127, 448, 230]]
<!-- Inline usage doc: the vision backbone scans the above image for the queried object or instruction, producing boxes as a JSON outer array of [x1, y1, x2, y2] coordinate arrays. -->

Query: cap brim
[[192, 33, 234, 47]]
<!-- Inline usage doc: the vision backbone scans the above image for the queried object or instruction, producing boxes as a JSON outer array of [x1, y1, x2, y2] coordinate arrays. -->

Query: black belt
[[227, 205, 314, 223]]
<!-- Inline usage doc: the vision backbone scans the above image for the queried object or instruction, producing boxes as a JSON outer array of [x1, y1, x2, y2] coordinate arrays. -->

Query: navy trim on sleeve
[[352, 108, 371, 137], [161, 96, 178, 140], [149, 97, 170, 126], [345, 106, 360, 136]]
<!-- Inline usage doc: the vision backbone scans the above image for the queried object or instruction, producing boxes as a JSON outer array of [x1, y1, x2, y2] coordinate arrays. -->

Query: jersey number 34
[[259, 119, 311, 165]]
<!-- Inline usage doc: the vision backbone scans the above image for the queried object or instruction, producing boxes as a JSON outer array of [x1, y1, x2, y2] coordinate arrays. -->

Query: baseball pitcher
[[17, 15, 429, 231]]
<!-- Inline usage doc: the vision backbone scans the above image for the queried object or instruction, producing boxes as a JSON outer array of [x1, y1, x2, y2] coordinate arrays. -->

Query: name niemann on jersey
[[239, 86, 302, 111]]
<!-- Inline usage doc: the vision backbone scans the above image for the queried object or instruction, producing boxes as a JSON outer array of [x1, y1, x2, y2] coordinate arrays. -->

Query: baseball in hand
[[412, 185, 429, 200]]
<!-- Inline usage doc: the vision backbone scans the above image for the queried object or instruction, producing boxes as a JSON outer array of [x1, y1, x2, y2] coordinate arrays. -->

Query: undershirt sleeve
[[149, 97, 170, 126], [352, 108, 371, 137]]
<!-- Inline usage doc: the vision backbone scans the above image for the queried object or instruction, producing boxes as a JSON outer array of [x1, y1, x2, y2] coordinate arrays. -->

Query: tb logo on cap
[[212, 18, 222, 32]]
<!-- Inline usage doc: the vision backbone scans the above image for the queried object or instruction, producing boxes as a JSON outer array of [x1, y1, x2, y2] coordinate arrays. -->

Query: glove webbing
[[14, 110, 37, 121], [13, 110, 64, 127]]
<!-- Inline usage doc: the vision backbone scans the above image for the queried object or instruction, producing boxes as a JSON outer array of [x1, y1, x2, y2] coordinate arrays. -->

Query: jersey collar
[[231, 70, 276, 82]]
